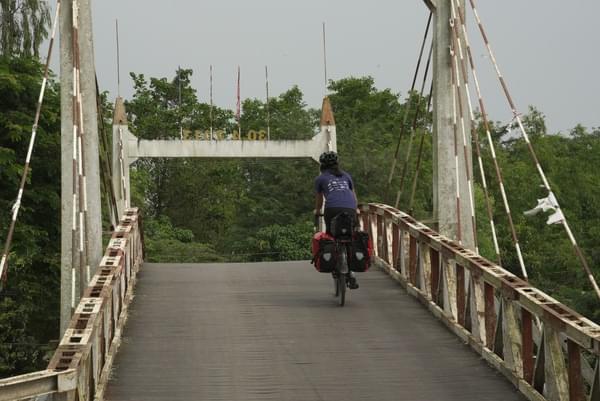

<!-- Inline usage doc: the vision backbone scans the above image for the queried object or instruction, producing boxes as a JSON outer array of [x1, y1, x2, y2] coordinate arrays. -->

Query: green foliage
[[0, 57, 60, 377], [0, 0, 50, 58], [473, 184, 497, 262], [327, 77, 433, 211], [234, 222, 314, 262], [142, 215, 223, 263], [241, 86, 317, 140], [327, 77, 402, 201]]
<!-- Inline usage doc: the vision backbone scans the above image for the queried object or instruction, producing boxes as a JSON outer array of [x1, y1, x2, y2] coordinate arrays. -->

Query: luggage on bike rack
[[311, 232, 336, 273], [348, 231, 373, 272], [330, 212, 354, 240]]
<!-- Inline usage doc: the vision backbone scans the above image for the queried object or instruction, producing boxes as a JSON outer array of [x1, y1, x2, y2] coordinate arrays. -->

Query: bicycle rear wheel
[[337, 272, 346, 306]]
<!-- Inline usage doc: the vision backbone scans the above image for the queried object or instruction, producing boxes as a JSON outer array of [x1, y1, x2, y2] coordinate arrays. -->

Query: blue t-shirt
[[314, 170, 357, 209]]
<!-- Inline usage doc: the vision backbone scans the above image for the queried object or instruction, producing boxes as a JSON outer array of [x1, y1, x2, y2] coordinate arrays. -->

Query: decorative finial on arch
[[113, 96, 128, 125], [320, 96, 335, 127]]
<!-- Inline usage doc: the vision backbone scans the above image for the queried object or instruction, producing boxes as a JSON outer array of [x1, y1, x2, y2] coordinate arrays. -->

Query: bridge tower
[[425, 0, 475, 250], [59, 0, 103, 335]]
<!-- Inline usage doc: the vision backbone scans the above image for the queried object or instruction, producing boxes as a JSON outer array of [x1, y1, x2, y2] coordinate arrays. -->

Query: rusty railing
[[0, 208, 143, 401], [360, 203, 600, 401]]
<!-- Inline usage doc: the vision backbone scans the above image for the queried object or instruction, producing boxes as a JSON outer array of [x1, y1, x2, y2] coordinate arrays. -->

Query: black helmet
[[319, 151, 338, 167]]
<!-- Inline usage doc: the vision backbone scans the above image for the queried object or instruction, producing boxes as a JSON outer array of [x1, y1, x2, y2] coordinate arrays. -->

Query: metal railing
[[359, 203, 600, 401], [0, 208, 143, 401]]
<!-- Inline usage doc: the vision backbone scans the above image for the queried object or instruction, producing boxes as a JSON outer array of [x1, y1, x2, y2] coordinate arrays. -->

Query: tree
[[142, 215, 223, 263], [0, 57, 60, 377], [236, 222, 313, 262], [327, 77, 433, 214], [0, 0, 50, 58]]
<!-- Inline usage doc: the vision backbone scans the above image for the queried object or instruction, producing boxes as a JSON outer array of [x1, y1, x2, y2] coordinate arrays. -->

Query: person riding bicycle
[[314, 151, 359, 289]]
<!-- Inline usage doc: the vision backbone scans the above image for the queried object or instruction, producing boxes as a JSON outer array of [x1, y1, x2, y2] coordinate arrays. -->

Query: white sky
[[76, 0, 600, 134]]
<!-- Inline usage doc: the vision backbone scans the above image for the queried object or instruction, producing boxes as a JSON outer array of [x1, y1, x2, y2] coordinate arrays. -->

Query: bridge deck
[[106, 262, 525, 401]]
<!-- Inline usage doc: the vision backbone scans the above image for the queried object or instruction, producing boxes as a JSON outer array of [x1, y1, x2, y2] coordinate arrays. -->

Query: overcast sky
[[84, 0, 599, 134]]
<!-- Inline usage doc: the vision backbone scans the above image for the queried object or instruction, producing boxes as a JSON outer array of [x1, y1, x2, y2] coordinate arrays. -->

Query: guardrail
[[0, 208, 143, 401], [359, 203, 600, 401]]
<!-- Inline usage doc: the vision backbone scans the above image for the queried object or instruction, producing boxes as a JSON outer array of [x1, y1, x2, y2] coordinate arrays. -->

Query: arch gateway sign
[[111, 96, 337, 217], [182, 129, 269, 141]]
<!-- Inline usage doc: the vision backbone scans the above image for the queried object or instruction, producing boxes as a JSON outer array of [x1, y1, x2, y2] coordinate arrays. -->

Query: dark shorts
[[324, 207, 357, 235]]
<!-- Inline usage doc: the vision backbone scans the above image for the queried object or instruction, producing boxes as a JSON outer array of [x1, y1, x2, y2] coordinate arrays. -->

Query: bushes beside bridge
[[143, 215, 223, 263]]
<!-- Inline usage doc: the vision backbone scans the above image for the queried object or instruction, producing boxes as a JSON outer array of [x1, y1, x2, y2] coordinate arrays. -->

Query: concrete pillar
[[60, 0, 102, 335], [112, 97, 130, 218], [320, 96, 337, 154], [428, 0, 474, 250]]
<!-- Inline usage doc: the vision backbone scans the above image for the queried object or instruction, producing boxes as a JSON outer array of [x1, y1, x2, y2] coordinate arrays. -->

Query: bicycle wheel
[[333, 273, 339, 297], [338, 273, 346, 306]]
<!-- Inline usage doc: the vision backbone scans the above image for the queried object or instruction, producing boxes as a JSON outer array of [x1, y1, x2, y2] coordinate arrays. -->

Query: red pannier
[[349, 231, 373, 272], [311, 232, 336, 273]]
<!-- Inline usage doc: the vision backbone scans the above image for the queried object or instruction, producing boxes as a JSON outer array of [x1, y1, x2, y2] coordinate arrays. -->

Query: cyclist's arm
[[348, 174, 359, 214], [353, 189, 360, 214], [314, 192, 324, 215]]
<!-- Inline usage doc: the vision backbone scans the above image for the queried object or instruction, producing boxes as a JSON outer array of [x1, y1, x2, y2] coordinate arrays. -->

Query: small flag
[[546, 209, 565, 225], [524, 195, 555, 216], [524, 192, 564, 225]]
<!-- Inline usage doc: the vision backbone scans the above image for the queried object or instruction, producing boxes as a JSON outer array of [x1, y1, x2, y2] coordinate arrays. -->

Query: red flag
[[236, 66, 241, 122]]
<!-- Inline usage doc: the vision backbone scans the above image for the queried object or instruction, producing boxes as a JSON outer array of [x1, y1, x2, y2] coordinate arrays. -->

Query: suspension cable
[[451, 1, 525, 276], [118, 127, 129, 209], [451, 0, 506, 266], [449, 0, 501, 265], [449, 7, 478, 254], [467, 0, 600, 297], [450, 51, 462, 245], [407, 82, 433, 215], [386, 12, 432, 203], [95, 76, 120, 226], [394, 41, 433, 209], [70, 64, 78, 301], [0, 0, 61, 285]]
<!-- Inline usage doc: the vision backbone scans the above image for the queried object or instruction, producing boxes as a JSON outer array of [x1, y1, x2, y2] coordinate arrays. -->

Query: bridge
[[2, 205, 599, 401], [1, 1, 600, 401]]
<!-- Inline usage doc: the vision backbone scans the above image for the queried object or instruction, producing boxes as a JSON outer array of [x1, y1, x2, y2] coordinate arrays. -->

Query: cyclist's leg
[[347, 271, 359, 289], [344, 207, 360, 289], [324, 207, 346, 235]]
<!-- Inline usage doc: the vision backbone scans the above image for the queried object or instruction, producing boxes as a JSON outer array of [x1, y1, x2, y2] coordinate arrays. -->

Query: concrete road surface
[[105, 261, 526, 401]]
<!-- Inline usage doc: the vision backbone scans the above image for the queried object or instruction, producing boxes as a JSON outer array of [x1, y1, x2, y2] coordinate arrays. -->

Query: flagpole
[[322, 22, 328, 92], [265, 65, 270, 141], [236, 66, 241, 139], [209, 65, 213, 140], [115, 19, 120, 97]]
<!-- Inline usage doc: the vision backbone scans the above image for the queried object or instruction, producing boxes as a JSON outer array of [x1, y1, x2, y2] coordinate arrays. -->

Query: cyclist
[[314, 151, 359, 289]]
